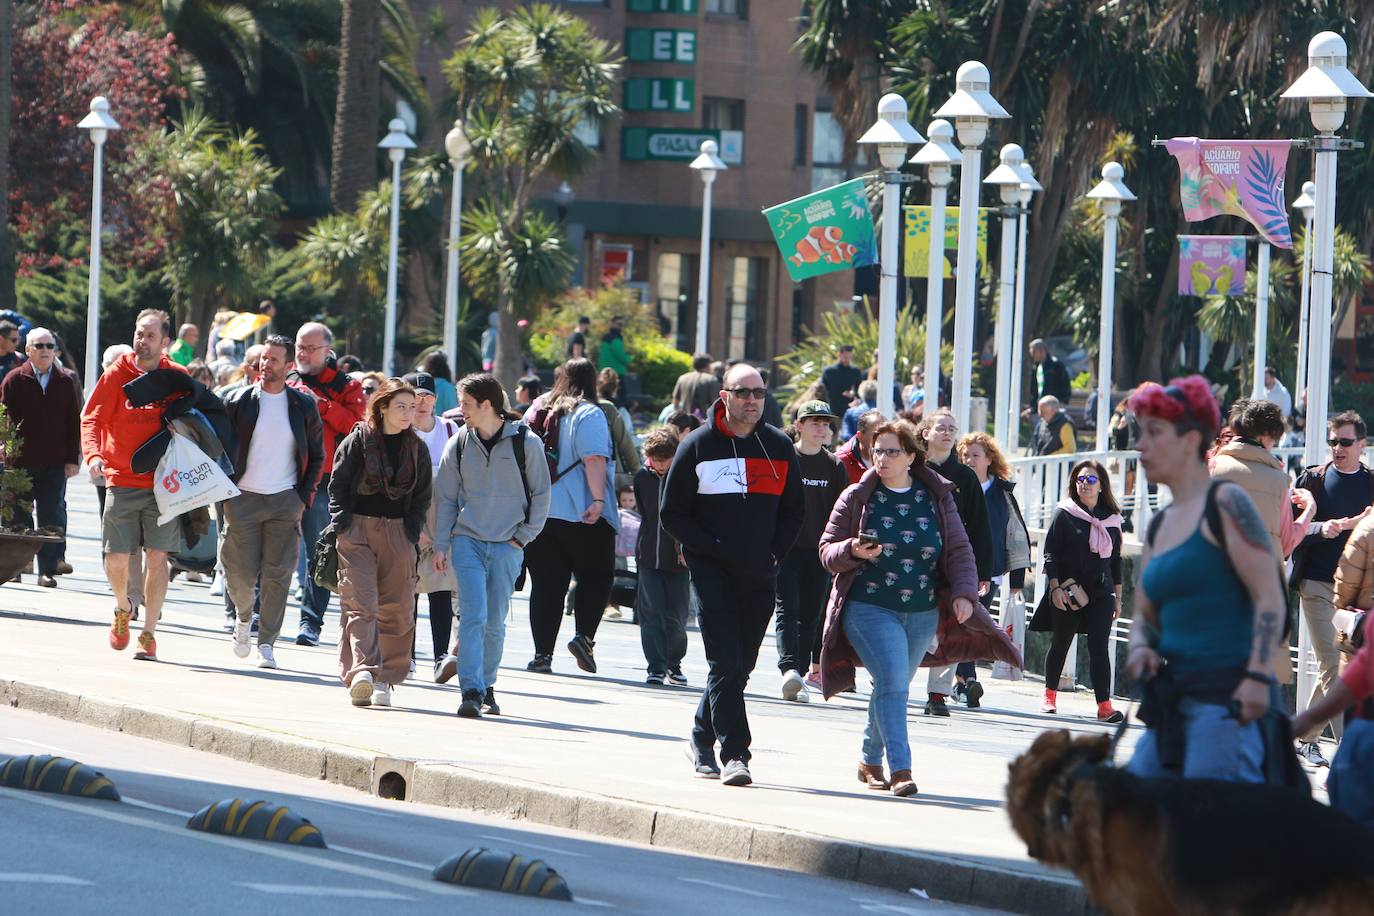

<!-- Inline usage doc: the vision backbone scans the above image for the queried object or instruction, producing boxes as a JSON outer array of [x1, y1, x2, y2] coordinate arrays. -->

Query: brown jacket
[[817, 465, 1021, 700], [1210, 439, 1289, 557], [1335, 514, 1374, 611]]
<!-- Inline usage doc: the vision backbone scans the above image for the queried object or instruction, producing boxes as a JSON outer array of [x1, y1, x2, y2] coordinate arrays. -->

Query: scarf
[[1056, 499, 1123, 558], [357, 423, 419, 499]]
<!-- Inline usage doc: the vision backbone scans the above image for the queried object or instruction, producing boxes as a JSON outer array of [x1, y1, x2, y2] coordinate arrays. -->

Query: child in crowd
[[633, 427, 690, 687], [604, 486, 639, 620], [1293, 630, 1374, 831]]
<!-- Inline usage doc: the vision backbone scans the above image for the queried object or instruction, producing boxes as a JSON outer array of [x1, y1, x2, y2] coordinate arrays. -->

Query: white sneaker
[[781, 669, 806, 702], [372, 683, 392, 707], [186, 572, 204, 584], [256, 644, 277, 669], [349, 672, 374, 706], [232, 620, 251, 659], [208, 573, 224, 596]]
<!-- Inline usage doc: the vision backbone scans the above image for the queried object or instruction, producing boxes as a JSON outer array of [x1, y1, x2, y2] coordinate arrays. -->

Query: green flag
[[763, 179, 878, 282]]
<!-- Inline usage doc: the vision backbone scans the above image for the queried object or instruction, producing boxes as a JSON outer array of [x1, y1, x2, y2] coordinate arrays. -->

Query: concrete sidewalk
[[0, 486, 1131, 914]]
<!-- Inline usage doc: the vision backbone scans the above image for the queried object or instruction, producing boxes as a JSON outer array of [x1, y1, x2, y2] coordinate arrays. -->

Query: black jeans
[[28, 466, 68, 574], [691, 565, 777, 765], [419, 591, 455, 660], [1043, 594, 1113, 703], [774, 550, 827, 674], [526, 517, 615, 655]]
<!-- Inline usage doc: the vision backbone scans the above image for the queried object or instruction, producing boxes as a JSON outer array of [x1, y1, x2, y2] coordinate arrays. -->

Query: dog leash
[[1106, 684, 1144, 767]]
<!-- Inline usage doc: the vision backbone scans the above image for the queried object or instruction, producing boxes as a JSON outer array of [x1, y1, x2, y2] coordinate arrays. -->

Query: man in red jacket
[[0, 327, 82, 587], [81, 309, 187, 660], [287, 321, 366, 645], [836, 409, 883, 485]]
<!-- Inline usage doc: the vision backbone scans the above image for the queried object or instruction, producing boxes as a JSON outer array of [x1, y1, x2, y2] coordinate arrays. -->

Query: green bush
[[634, 335, 693, 400]]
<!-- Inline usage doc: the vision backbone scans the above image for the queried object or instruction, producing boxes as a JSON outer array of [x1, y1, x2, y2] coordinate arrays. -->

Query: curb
[[2, 676, 1088, 915]]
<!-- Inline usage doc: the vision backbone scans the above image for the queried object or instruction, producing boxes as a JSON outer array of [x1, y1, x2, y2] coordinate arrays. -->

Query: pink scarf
[[1057, 499, 1123, 558]]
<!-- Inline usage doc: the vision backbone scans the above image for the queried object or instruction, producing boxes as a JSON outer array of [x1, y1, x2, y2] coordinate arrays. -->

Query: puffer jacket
[[1335, 513, 1374, 611], [817, 465, 1021, 700], [1210, 438, 1290, 557]]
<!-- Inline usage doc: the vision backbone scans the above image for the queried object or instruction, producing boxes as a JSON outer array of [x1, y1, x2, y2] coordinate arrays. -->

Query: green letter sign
[[623, 78, 694, 113], [626, 29, 697, 63]]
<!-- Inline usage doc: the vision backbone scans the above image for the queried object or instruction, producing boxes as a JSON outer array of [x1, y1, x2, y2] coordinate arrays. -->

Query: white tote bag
[[154, 431, 240, 525]]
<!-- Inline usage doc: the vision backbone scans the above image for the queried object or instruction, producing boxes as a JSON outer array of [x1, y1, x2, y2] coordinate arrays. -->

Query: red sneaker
[[1040, 689, 1057, 714], [133, 631, 157, 661], [109, 608, 131, 651]]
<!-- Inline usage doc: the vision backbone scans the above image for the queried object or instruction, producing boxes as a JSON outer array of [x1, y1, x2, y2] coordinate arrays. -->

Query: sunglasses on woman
[[1076, 474, 1099, 485]]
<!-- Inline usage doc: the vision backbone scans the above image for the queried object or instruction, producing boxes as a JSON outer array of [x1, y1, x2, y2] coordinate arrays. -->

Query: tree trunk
[[0, 0, 14, 312], [492, 287, 522, 400], [330, 0, 381, 214]]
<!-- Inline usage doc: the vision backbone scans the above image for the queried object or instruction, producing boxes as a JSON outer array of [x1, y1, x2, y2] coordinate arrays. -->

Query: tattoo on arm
[[1253, 610, 1281, 665], [1219, 485, 1274, 553]]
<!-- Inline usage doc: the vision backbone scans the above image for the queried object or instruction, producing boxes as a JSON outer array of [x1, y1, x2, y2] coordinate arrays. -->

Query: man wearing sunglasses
[[1292, 410, 1374, 765], [0, 327, 82, 587]]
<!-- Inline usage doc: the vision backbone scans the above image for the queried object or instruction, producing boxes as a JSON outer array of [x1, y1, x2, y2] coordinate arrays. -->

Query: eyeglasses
[[30, 342, 56, 350], [1076, 474, 1099, 485], [931, 424, 957, 434], [872, 447, 905, 459], [296, 344, 328, 354], [1329, 437, 1359, 448], [726, 387, 767, 400]]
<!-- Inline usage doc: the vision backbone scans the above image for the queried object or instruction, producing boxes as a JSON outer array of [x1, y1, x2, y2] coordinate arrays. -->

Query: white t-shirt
[[236, 389, 298, 495], [415, 416, 458, 469]]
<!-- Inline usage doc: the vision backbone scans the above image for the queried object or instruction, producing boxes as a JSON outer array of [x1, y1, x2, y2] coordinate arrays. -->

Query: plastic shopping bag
[[154, 431, 240, 525]]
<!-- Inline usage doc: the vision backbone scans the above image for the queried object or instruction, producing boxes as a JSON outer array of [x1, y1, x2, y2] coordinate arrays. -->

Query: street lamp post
[[1085, 162, 1135, 453], [1252, 242, 1272, 399], [1006, 166, 1041, 453], [1284, 32, 1371, 469], [984, 144, 1029, 448], [77, 97, 121, 398], [442, 120, 470, 369], [378, 118, 415, 376], [554, 182, 575, 223], [911, 119, 960, 408], [689, 140, 726, 356], [858, 94, 926, 418], [1292, 181, 1316, 408], [935, 62, 1010, 433]]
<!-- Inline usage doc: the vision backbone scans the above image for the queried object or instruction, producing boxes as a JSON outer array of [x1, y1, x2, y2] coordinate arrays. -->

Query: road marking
[[0, 788, 473, 897], [307, 796, 399, 818], [238, 883, 413, 900], [0, 873, 94, 886], [678, 877, 780, 899], [575, 897, 614, 907], [122, 797, 193, 817], [1, 737, 84, 758], [478, 834, 587, 858]]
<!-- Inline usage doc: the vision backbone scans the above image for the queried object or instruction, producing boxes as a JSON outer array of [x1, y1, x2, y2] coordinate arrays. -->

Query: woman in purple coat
[[819, 419, 1017, 798]]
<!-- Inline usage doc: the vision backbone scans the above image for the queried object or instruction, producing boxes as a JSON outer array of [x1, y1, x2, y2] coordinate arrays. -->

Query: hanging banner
[[1165, 138, 1293, 248], [763, 179, 878, 282], [902, 206, 991, 278], [1178, 235, 1246, 297]]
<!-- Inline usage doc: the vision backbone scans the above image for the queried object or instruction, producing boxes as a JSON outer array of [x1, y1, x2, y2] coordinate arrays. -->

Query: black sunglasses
[[30, 342, 57, 350], [726, 387, 768, 400], [1076, 474, 1099, 485], [1329, 437, 1359, 448]]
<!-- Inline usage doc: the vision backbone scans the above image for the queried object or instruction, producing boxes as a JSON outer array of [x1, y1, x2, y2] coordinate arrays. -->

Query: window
[[573, 118, 601, 150], [794, 104, 808, 166], [702, 97, 744, 132], [726, 257, 766, 360], [811, 107, 846, 190], [655, 252, 698, 351], [705, 0, 746, 18]]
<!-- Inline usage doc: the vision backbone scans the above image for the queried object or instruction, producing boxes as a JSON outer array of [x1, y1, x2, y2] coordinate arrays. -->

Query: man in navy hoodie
[[661, 364, 804, 786]]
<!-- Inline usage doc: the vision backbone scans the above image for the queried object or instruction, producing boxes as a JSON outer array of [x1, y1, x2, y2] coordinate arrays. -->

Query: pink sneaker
[[805, 671, 822, 690]]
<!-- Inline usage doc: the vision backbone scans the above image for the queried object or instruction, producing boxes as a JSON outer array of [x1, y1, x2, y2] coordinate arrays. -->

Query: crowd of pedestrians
[[9, 313, 1374, 815]]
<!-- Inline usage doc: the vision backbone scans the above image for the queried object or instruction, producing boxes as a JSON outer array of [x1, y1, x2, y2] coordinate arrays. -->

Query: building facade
[[419, 0, 862, 363]]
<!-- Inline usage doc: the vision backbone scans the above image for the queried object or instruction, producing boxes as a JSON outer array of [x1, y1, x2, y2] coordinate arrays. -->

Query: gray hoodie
[[432, 420, 552, 553]]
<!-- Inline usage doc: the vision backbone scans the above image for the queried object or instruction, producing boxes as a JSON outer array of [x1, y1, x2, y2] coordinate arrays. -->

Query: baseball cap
[[402, 371, 436, 395], [838, 344, 855, 352], [796, 400, 838, 421]]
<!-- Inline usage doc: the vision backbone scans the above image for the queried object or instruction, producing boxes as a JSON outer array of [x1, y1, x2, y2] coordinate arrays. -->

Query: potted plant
[[0, 402, 64, 584]]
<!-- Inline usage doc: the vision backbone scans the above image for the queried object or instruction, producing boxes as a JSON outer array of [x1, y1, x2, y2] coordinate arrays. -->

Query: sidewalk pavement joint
[[2, 675, 1090, 915]]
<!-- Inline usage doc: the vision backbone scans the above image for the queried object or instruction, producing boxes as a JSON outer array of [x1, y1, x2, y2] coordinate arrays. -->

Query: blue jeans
[[298, 473, 333, 632], [452, 536, 524, 696], [1126, 696, 1267, 783], [842, 600, 940, 772], [638, 567, 690, 675], [1330, 718, 1374, 832]]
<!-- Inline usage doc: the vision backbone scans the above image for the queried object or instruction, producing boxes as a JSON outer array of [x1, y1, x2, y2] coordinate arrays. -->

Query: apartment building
[[416, 0, 862, 363]]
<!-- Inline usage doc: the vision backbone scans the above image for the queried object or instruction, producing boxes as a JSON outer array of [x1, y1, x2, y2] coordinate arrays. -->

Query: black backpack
[[453, 424, 533, 524], [525, 402, 583, 485]]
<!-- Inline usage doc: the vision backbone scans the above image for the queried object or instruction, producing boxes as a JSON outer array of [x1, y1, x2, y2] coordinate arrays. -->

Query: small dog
[[1006, 730, 1374, 915]]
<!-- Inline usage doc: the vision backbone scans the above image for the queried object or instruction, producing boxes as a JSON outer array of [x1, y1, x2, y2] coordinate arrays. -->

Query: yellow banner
[[903, 206, 991, 279]]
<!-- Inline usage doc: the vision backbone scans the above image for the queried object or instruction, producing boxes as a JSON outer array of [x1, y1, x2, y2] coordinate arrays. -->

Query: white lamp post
[[1292, 180, 1316, 409], [442, 120, 470, 369], [984, 143, 1028, 448], [1283, 32, 1372, 469], [77, 96, 121, 398], [1252, 241, 1272, 399], [1006, 165, 1041, 453], [378, 118, 415, 376], [911, 119, 960, 408], [935, 62, 1010, 433], [690, 140, 726, 356], [1085, 162, 1135, 453], [858, 94, 926, 418]]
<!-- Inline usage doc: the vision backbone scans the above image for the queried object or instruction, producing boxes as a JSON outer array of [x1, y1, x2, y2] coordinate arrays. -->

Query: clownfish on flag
[[788, 226, 860, 269], [764, 178, 878, 282]]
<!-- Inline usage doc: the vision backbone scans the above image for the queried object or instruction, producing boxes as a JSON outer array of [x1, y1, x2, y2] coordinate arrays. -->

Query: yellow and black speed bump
[[0, 755, 120, 801], [432, 847, 573, 901], [186, 799, 326, 848]]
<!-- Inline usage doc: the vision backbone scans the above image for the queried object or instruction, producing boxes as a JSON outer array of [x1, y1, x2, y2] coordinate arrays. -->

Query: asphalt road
[[0, 709, 1010, 916]]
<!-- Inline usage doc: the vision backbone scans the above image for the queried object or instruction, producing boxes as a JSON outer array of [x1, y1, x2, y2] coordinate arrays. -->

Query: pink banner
[[1166, 138, 1293, 249], [1178, 235, 1246, 297]]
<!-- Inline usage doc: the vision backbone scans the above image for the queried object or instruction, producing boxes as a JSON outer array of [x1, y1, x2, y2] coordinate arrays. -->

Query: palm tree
[[443, 3, 620, 393], [0, 0, 13, 311], [331, 0, 381, 213]]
